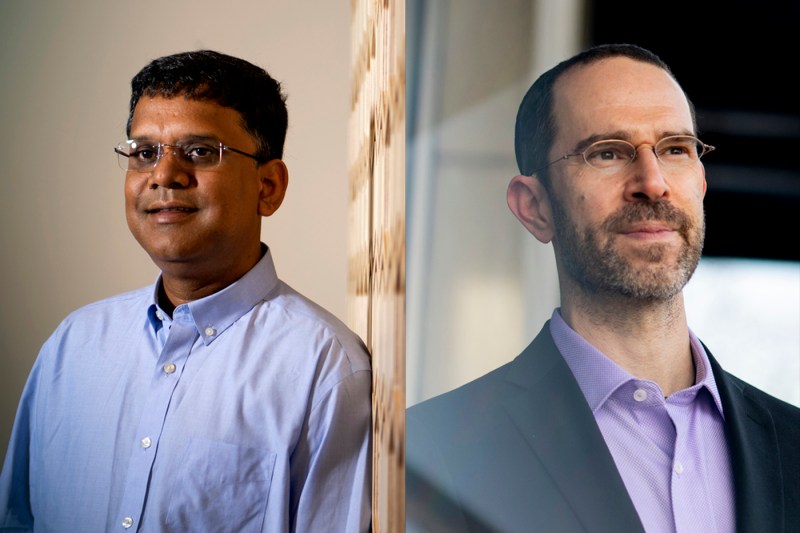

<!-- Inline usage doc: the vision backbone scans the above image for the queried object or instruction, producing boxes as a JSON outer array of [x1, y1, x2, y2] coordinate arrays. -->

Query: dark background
[[589, 0, 800, 261]]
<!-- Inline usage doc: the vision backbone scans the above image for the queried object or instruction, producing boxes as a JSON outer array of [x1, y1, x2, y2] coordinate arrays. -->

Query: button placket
[[116, 316, 199, 530]]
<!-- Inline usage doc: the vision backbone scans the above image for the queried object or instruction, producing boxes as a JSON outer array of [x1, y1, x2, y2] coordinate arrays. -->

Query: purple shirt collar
[[549, 309, 725, 418]]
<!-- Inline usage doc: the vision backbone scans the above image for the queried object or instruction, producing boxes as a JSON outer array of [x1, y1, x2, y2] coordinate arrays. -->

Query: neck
[[157, 245, 264, 315], [158, 275, 242, 316], [559, 283, 695, 397]]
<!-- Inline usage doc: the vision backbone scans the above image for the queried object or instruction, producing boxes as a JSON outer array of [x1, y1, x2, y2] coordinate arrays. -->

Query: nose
[[147, 147, 191, 189], [623, 146, 670, 202]]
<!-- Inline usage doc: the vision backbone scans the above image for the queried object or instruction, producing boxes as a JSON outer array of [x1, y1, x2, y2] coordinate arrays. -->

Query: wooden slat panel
[[349, 1, 405, 531]]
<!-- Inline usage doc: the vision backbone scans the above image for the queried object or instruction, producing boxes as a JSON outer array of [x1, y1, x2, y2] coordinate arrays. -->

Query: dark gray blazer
[[406, 323, 800, 532]]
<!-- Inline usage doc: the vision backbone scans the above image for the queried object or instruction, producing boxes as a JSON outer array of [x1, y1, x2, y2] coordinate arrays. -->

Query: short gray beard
[[551, 196, 704, 302]]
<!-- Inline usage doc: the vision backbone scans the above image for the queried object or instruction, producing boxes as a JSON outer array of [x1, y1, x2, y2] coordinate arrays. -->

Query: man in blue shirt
[[0, 50, 371, 532]]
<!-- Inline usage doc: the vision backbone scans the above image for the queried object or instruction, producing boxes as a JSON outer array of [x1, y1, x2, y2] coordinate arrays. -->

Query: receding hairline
[[554, 54, 684, 95], [514, 44, 698, 178], [547, 56, 696, 155]]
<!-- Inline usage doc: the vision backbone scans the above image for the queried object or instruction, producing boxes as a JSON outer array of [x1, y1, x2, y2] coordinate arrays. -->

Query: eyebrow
[[570, 129, 697, 153], [128, 134, 222, 144]]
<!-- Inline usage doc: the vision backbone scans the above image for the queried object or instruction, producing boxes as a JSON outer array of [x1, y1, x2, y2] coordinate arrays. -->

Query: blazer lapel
[[501, 325, 645, 533], [708, 351, 784, 532]]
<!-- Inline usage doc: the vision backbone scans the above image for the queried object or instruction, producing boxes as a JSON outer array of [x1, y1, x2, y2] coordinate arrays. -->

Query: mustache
[[138, 189, 194, 204], [602, 201, 693, 239]]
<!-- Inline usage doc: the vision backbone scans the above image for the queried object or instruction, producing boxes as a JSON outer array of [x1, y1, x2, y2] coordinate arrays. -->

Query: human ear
[[701, 165, 707, 198], [257, 159, 289, 217], [506, 174, 554, 244]]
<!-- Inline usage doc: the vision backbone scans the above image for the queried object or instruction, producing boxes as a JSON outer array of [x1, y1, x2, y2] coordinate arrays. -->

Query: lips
[[144, 202, 198, 214], [604, 201, 691, 241], [619, 223, 676, 235], [140, 201, 199, 225]]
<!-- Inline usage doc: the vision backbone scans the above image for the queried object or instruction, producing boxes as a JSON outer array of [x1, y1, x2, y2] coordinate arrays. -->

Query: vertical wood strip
[[349, 1, 405, 531]]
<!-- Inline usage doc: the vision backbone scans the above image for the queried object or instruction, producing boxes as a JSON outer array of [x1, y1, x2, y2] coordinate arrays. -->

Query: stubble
[[552, 198, 705, 302]]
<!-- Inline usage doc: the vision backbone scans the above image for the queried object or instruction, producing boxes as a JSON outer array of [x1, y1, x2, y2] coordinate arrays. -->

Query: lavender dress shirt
[[550, 310, 735, 533]]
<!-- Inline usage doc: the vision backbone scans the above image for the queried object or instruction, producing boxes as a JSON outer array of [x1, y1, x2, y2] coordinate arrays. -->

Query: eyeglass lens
[[582, 136, 708, 171], [116, 140, 223, 171]]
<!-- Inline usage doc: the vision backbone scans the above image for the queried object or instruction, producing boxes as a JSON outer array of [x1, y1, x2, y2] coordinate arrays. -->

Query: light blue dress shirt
[[0, 247, 372, 532]]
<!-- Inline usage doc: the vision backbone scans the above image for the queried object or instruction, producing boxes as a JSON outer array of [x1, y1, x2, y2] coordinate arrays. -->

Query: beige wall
[[0, 1, 352, 454]]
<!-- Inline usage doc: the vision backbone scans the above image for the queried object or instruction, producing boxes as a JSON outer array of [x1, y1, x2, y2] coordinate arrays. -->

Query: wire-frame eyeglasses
[[533, 135, 715, 175], [115, 138, 263, 172]]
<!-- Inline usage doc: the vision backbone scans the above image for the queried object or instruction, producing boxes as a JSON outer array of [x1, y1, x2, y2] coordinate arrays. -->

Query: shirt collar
[[146, 244, 280, 346], [549, 309, 725, 417]]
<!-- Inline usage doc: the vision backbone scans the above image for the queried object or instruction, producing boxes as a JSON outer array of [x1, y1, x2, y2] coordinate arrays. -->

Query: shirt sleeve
[[0, 352, 42, 532], [289, 358, 372, 533]]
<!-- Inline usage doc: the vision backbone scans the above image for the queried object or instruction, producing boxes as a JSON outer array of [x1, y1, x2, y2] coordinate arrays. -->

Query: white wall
[[0, 1, 352, 454]]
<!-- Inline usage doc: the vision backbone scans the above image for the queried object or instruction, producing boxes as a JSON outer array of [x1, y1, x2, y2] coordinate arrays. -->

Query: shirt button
[[633, 389, 648, 402], [163, 362, 177, 374], [204, 327, 217, 337], [674, 461, 684, 475], [155, 310, 164, 320], [122, 516, 133, 529], [140, 437, 152, 449]]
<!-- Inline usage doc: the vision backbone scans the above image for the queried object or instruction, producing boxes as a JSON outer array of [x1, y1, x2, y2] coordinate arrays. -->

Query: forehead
[[551, 57, 694, 149], [129, 96, 251, 144]]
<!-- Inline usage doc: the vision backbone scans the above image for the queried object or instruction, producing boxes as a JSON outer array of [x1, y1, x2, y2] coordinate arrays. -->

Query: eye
[[181, 143, 220, 165], [584, 141, 633, 168], [130, 144, 158, 162], [657, 137, 698, 160], [596, 150, 620, 160]]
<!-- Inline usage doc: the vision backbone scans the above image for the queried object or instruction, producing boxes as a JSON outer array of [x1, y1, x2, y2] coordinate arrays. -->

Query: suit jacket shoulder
[[406, 323, 644, 533]]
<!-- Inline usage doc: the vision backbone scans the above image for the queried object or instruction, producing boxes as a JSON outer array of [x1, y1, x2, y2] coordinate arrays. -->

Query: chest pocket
[[165, 438, 277, 532]]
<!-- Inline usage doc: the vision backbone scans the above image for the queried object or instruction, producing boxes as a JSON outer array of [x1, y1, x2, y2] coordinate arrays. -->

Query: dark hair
[[126, 50, 288, 162], [514, 43, 696, 186]]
